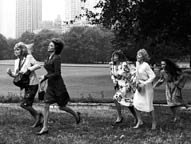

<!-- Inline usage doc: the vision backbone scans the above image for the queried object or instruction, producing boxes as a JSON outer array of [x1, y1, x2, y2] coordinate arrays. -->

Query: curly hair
[[137, 49, 150, 62], [51, 38, 64, 55], [111, 49, 127, 62], [161, 58, 182, 79]]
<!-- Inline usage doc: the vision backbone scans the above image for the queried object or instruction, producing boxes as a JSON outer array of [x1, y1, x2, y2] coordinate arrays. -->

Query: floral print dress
[[110, 61, 136, 106]]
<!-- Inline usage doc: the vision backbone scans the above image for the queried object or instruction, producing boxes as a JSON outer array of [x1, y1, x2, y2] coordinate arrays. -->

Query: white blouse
[[14, 54, 40, 85]]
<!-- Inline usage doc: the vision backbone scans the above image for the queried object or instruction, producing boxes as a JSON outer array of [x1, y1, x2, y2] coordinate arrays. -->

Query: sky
[[0, 0, 99, 38], [0, 0, 65, 38], [42, 0, 65, 21]]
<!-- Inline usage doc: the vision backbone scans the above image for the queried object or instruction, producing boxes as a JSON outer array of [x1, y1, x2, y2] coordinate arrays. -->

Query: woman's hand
[[136, 81, 145, 92], [138, 83, 145, 88], [39, 75, 45, 83], [7, 68, 12, 76], [137, 80, 145, 88]]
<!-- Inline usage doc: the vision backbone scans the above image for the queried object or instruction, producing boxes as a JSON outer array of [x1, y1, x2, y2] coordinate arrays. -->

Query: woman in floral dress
[[110, 50, 137, 125]]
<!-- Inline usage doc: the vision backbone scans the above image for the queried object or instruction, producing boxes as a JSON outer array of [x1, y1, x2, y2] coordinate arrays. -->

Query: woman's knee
[[20, 102, 30, 109], [44, 104, 50, 110]]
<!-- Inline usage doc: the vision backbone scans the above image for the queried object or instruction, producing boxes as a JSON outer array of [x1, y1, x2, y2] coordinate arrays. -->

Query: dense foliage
[[0, 26, 114, 63], [83, 0, 191, 64]]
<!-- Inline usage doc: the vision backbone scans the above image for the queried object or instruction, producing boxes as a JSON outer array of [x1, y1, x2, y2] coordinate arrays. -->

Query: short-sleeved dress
[[110, 61, 136, 107], [159, 70, 185, 107], [44, 54, 70, 107], [133, 62, 156, 112]]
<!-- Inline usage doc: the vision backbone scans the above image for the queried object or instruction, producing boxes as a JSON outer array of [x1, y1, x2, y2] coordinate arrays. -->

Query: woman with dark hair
[[110, 50, 137, 126], [37, 38, 81, 135], [133, 49, 157, 130], [7, 42, 42, 127], [153, 58, 187, 122]]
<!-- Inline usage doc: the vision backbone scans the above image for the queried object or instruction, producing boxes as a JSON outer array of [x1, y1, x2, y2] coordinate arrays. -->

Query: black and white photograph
[[0, 0, 191, 143]]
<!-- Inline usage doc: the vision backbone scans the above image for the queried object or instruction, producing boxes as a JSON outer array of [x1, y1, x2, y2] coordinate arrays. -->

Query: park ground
[[0, 103, 191, 144], [0, 61, 191, 143]]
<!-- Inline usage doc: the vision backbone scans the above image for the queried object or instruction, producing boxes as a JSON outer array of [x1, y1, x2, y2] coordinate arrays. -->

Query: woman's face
[[137, 52, 143, 62], [48, 42, 55, 53], [113, 54, 120, 64], [14, 47, 21, 57], [161, 61, 166, 69]]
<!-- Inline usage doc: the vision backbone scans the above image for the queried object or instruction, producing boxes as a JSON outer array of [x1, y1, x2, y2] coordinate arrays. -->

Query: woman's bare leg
[[38, 103, 50, 133], [114, 99, 122, 122], [128, 106, 138, 124], [59, 106, 80, 123], [151, 110, 157, 130], [133, 109, 143, 128]]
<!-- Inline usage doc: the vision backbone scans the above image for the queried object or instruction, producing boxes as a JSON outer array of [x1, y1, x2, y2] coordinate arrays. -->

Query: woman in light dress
[[133, 49, 157, 129], [153, 58, 187, 122], [110, 50, 137, 125]]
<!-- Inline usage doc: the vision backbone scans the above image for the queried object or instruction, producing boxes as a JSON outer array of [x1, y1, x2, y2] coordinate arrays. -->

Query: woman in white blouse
[[133, 49, 157, 130], [7, 42, 42, 127]]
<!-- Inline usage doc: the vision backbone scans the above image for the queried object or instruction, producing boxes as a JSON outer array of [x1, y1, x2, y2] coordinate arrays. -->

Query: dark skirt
[[22, 85, 38, 106], [44, 85, 70, 107]]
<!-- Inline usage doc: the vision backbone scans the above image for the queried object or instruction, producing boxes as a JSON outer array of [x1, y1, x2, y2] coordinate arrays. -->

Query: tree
[[19, 31, 35, 44], [62, 26, 114, 63], [33, 29, 60, 61], [6, 38, 19, 59], [0, 34, 9, 59], [83, 0, 191, 64]]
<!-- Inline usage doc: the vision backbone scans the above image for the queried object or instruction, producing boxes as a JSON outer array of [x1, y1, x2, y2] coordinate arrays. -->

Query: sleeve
[[13, 59, 18, 75], [153, 70, 165, 88], [141, 63, 156, 85], [175, 71, 186, 88], [20, 55, 40, 73], [44, 56, 61, 79], [27, 55, 41, 72], [110, 64, 117, 84]]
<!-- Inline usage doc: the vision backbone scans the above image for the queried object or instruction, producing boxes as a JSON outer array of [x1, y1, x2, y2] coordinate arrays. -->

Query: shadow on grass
[[0, 106, 191, 144]]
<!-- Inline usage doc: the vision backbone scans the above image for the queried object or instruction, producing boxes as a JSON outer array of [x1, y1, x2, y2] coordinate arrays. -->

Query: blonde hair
[[137, 49, 150, 62], [14, 42, 28, 57]]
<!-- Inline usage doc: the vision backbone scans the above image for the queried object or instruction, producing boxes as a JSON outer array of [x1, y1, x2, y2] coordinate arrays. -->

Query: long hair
[[162, 58, 182, 79], [111, 49, 127, 62], [137, 49, 150, 62]]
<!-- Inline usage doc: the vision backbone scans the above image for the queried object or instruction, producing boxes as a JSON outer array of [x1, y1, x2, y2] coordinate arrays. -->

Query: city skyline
[[0, 0, 100, 39]]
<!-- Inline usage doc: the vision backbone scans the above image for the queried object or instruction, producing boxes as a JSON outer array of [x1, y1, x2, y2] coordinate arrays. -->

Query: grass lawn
[[0, 105, 191, 144], [0, 61, 191, 103]]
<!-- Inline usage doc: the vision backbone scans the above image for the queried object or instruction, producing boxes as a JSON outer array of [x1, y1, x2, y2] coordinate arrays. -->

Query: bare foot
[[31, 113, 43, 128], [133, 120, 143, 129], [36, 127, 49, 135]]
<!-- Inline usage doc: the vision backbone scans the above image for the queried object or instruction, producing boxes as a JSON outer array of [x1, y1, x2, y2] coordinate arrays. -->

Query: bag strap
[[18, 57, 26, 71]]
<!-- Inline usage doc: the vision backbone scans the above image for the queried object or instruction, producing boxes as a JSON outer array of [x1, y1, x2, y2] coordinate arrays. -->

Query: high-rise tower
[[16, 0, 42, 38]]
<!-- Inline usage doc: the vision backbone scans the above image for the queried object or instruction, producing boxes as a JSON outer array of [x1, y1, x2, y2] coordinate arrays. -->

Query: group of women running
[[6, 38, 188, 135], [110, 49, 188, 130]]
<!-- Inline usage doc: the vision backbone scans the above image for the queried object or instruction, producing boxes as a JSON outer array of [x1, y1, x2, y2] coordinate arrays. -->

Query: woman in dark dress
[[37, 38, 81, 135]]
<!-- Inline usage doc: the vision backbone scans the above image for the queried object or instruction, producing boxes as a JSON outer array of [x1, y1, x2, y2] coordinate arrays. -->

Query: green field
[[1, 60, 191, 103]]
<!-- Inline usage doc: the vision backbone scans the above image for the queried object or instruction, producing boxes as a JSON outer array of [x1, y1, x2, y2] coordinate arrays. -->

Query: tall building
[[16, 0, 42, 38], [63, 0, 83, 22], [0, 0, 16, 38]]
